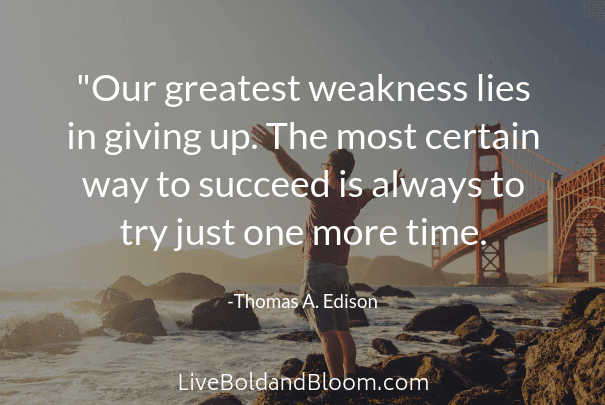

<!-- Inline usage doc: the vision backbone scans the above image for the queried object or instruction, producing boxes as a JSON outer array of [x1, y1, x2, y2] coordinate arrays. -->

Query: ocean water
[[0, 283, 569, 404]]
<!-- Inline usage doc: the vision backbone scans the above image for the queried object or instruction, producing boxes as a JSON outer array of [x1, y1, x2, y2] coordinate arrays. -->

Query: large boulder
[[183, 293, 260, 331], [584, 292, 605, 319], [371, 338, 399, 355], [95, 276, 147, 300], [146, 272, 225, 301], [455, 316, 494, 341], [101, 298, 159, 331], [522, 318, 605, 404], [403, 304, 480, 332], [484, 328, 516, 350], [100, 288, 133, 306], [415, 355, 476, 400], [450, 386, 524, 405], [279, 358, 303, 378], [352, 283, 374, 292], [561, 287, 605, 322], [371, 285, 415, 298], [122, 317, 167, 336], [442, 351, 507, 385], [514, 328, 545, 344], [0, 313, 81, 349]]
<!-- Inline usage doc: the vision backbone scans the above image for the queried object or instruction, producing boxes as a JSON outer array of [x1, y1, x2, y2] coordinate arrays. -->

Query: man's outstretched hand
[[251, 124, 279, 153]]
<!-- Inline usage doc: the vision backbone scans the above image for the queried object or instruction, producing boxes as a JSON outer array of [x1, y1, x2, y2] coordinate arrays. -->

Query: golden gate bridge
[[431, 122, 605, 285]]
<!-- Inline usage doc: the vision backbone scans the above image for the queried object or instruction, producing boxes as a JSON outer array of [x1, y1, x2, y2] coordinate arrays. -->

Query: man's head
[[324, 148, 355, 184]]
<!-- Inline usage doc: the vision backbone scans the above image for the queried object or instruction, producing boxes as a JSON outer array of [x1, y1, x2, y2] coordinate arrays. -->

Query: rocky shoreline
[[1, 275, 603, 404]]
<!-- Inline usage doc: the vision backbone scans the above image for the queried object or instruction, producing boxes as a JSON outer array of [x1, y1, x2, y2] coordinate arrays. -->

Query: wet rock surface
[[101, 298, 160, 331], [403, 304, 480, 332], [0, 313, 82, 349], [371, 338, 399, 355], [181, 293, 260, 331], [371, 285, 415, 298], [454, 316, 494, 341]]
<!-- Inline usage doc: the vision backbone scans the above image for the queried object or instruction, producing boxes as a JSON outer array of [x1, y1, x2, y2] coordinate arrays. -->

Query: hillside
[[0, 239, 438, 285]]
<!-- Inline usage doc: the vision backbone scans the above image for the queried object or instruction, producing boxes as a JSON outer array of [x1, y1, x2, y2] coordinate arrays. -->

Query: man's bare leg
[[317, 330, 344, 379], [337, 330, 356, 374]]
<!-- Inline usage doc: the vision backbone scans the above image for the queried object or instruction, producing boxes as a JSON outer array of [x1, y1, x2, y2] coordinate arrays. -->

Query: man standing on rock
[[251, 124, 404, 403]]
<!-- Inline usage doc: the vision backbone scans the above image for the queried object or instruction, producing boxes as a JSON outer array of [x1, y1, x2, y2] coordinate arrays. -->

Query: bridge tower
[[473, 122, 508, 285], [431, 229, 442, 283]]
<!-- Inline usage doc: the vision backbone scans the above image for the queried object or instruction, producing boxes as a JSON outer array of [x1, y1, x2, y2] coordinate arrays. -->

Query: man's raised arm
[[251, 124, 312, 195]]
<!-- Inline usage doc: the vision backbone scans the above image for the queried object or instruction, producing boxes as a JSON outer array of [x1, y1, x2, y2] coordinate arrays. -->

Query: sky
[[1, 1, 603, 275]]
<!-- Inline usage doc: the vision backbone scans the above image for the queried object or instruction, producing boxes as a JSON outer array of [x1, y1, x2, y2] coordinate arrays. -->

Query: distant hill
[[0, 239, 541, 287], [0, 239, 441, 285]]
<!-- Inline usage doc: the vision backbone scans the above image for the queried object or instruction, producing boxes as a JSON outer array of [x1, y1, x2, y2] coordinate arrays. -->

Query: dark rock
[[502, 304, 514, 307], [101, 298, 159, 331], [82, 327, 110, 337], [352, 282, 374, 292], [122, 317, 167, 336], [146, 272, 225, 301], [514, 329, 544, 344], [0, 313, 82, 349], [513, 339, 539, 356], [371, 353, 433, 379], [522, 318, 605, 404], [459, 344, 503, 356], [115, 333, 153, 344], [546, 319, 563, 328], [100, 288, 133, 306], [455, 316, 494, 341], [439, 338, 468, 346], [195, 392, 243, 405], [483, 309, 511, 314], [183, 293, 260, 331], [275, 331, 319, 343], [403, 304, 480, 332], [371, 338, 399, 355], [376, 302, 390, 307], [561, 287, 605, 322], [583, 292, 605, 320], [443, 351, 507, 385], [372, 285, 415, 298], [504, 317, 543, 327], [94, 276, 147, 300], [396, 305, 413, 310], [395, 333, 433, 342], [300, 353, 329, 377], [501, 357, 526, 379], [65, 300, 105, 315], [484, 328, 516, 350], [279, 358, 303, 378], [415, 355, 476, 400], [500, 378, 524, 399], [349, 319, 369, 328], [449, 386, 524, 405]]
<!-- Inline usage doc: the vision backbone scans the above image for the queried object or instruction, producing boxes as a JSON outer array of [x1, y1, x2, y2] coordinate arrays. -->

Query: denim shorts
[[299, 260, 350, 332]]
